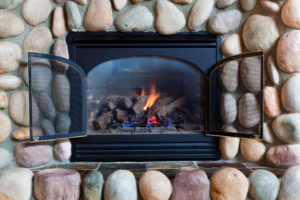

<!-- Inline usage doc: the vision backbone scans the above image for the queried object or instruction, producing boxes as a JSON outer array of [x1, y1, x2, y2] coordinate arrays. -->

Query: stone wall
[[1, 0, 300, 199]]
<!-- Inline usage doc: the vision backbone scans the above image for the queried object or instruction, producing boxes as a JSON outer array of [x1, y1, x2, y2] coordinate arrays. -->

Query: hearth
[[28, 32, 263, 161]]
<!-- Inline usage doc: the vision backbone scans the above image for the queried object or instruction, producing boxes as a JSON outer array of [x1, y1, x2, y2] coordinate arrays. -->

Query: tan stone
[[0, 111, 11, 143], [263, 86, 281, 118], [83, 0, 113, 32], [241, 139, 266, 162], [210, 167, 248, 200], [260, 0, 280, 13], [0, 10, 24, 38], [112, 0, 127, 10], [0, 41, 21, 73], [52, 7, 66, 38], [219, 131, 240, 160], [11, 128, 42, 141], [172, 0, 193, 4], [0, 91, 8, 109], [155, 0, 186, 35], [240, 0, 257, 11], [22, 0, 52, 26], [0, 192, 11, 200], [281, 0, 300, 28], [221, 33, 242, 56]]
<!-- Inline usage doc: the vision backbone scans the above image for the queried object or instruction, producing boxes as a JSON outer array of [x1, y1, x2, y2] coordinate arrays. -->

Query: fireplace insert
[[28, 32, 264, 161]]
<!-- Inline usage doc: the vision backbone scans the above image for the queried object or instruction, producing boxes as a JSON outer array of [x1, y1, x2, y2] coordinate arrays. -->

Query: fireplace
[[28, 32, 263, 161]]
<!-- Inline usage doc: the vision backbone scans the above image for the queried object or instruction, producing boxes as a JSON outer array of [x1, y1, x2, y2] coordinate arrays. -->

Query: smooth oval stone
[[23, 66, 29, 86], [240, 56, 261, 93], [220, 93, 237, 124], [281, 75, 300, 112], [39, 92, 56, 119], [240, 0, 257, 11], [266, 144, 300, 168], [171, 167, 209, 200], [22, 0, 51, 25], [241, 139, 266, 162], [54, 139, 71, 161], [249, 170, 280, 200], [219, 60, 239, 92], [279, 166, 300, 200], [0, 75, 22, 91], [0, 0, 23, 9], [172, 0, 192, 3], [238, 93, 260, 128], [281, 0, 300, 28], [51, 39, 69, 71], [260, 0, 280, 13], [34, 168, 81, 200], [0, 192, 11, 200], [65, 1, 81, 31], [263, 86, 280, 118], [53, 74, 70, 112], [0, 111, 11, 143], [0, 168, 33, 200], [0, 10, 24, 38], [31, 59, 52, 92], [267, 55, 280, 85], [55, 113, 71, 133], [15, 142, 52, 167], [217, 0, 236, 8], [115, 5, 153, 32], [23, 26, 52, 56], [0, 91, 8, 109], [112, 0, 127, 10], [0, 41, 21, 72], [84, 0, 112, 31], [11, 128, 42, 141], [0, 148, 12, 169], [220, 126, 239, 160], [210, 167, 248, 200], [277, 31, 300, 73], [187, 0, 214, 31], [104, 170, 137, 200], [243, 14, 279, 52], [73, 0, 87, 4], [272, 113, 300, 144], [155, 0, 186, 35], [139, 170, 172, 200], [9, 90, 39, 126], [83, 170, 104, 200], [207, 9, 241, 34], [41, 119, 55, 136], [221, 33, 242, 56], [52, 7, 67, 38], [263, 122, 274, 144]]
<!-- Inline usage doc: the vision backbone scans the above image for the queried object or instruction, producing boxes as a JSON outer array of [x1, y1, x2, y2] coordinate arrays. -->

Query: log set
[[92, 93, 197, 132]]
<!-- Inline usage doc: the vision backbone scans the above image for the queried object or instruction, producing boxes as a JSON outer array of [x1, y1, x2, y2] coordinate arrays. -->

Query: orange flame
[[143, 85, 160, 111], [148, 115, 160, 124]]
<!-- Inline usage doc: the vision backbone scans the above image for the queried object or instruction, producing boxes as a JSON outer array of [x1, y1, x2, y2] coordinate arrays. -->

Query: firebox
[[28, 32, 264, 162]]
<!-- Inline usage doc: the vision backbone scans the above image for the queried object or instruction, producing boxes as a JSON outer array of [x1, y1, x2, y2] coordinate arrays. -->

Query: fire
[[148, 115, 160, 125], [143, 85, 160, 111]]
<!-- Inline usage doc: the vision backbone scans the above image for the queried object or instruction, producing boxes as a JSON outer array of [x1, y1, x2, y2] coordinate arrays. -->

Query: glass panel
[[28, 52, 86, 142], [86, 56, 205, 135], [208, 53, 263, 139]]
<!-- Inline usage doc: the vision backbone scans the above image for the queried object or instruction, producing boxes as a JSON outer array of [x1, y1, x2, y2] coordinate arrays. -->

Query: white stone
[[0, 10, 24, 38], [263, 122, 274, 144], [267, 55, 280, 85], [0, 148, 12, 169], [113, 0, 127, 10], [281, 75, 300, 112], [0, 41, 21, 73], [0, 75, 22, 91], [54, 139, 72, 162], [0, 111, 11, 143], [21, 0, 52, 26], [221, 33, 242, 56]]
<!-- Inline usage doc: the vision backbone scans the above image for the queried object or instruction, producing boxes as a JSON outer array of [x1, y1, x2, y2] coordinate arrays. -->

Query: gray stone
[[21, 0, 52, 25], [0, 148, 12, 169], [281, 75, 300, 112], [0, 10, 24, 38], [272, 113, 300, 144], [115, 5, 153, 32], [0, 168, 33, 200], [83, 170, 104, 200], [266, 144, 300, 168], [217, 0, 236, 8], [279, 166, 300, 200], [51, 39, 69, 71], [52, 74, 70, 112], [41, 119, 56, 136], [220, 93, 237, 124], [171, 167, 209, 200], [104, 170, 137, 200], [207, 9, 242, 34], [267, 55, 280, 85], [0, 41, 21, 73], [65, 1, 81, 31], [240, 56, 261, 93], [39, 92, 56, 119], [54, 139, 71, 162], [219, 60, 239, 92], [240, 0, 257, 11], [242, 14, 279, 52], [34, 168, 81, 200], [249, 170, 280, 200], [55, 113, 71, 133], [155, 0, 186, 35], [15, 142, 52, 167], [187, 0, 214, 31], [238, 93, 260, 128], [0, 75, 22, 91], [0, 0, 23, 9], [0, 111, 11, 143]]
